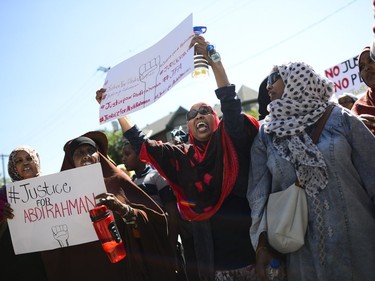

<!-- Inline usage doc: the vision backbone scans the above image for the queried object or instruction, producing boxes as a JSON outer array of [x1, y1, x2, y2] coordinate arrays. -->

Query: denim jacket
[[247, 106, 375, 281]]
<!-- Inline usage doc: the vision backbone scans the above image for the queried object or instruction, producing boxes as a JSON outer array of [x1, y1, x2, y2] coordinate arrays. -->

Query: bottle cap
[[207, 44, 215, 52], [193, 26, 207, 35], [270, 258, 281, 268]]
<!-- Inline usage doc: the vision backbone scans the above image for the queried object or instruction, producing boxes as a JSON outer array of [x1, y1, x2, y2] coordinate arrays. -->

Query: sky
[[0, 0, 373, 180]]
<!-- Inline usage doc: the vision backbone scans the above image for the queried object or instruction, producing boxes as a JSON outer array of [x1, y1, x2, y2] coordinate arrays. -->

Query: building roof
[[237, 84, 258, 102], [143, 106, 188, 136]]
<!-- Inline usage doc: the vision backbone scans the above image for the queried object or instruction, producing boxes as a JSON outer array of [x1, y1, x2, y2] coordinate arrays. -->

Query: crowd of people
[[1, 26, 375, 281]]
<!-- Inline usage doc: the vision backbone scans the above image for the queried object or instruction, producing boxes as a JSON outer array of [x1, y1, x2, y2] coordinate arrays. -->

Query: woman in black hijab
[[42, 131, 176, 281], [257, 76, 271, 122]]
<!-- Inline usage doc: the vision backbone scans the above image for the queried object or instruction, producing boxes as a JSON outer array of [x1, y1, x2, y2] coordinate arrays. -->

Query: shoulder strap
[[295, 104, 335, 188], [311, 104, 335, 144]]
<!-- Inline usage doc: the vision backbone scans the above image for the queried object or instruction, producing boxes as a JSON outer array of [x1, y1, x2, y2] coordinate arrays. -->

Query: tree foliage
[[103, 129, 124, 165], [245, 106, 259, 120]]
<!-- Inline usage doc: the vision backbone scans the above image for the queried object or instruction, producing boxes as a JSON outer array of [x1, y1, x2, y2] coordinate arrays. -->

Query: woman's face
[[14, 151, 39, 179], [72, 144, 100, 167], [266, 70, 285, 101], [359, 50, 375, 88], [187, 103, 216, 142]]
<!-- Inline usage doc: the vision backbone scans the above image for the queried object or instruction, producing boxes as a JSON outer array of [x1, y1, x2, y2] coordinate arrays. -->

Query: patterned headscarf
[[264, 62, 334, 196], [8, 146, 41, 182]]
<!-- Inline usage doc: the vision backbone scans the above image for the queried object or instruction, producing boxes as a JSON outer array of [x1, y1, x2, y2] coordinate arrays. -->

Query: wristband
[[207, 44, 221, 63]]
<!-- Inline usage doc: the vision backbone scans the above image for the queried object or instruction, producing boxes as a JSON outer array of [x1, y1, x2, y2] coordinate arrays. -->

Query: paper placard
[[6, 163, 106, 254]]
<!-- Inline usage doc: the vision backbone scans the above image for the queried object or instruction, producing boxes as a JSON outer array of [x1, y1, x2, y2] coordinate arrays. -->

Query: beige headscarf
[[8, 146, 41, 182]]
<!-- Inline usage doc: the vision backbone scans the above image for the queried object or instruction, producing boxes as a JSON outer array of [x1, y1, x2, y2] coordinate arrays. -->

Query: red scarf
[[352, 88, 375, 116], [140, 112, 258, 221]]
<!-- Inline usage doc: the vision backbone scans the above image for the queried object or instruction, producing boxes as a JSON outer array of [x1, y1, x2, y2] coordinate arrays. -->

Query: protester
[[351, 46, 375, 134], [169, 127, 199, 281], [122, 138, 199, 281], [41, 131, 176, 281], [96, 34, 259, 281], [117, 163, 135, 178], [337, 92, 357, 110], [0, 146, 48, 280], [257, 76, 270, 122], [248, 62, 375, 281]]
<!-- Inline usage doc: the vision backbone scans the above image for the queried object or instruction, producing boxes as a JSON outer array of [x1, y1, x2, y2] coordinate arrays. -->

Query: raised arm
[[189, 35, 230, 88], [96, 35, 229, 134]]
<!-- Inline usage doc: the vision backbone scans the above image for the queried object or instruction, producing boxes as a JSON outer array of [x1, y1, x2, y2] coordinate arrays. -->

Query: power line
[[229, 0, 358, 69]]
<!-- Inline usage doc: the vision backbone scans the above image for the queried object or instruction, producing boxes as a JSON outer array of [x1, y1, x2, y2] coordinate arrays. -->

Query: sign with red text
[[6, 163, 106, 254], [99, 13, 194, 124], [324, 55, 367, 98]]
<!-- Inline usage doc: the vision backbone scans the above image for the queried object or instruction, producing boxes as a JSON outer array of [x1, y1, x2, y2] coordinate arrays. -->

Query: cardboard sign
[[6, 163, 106, 254], [99, 13, 194, 124], [324, 55, 367, 98]]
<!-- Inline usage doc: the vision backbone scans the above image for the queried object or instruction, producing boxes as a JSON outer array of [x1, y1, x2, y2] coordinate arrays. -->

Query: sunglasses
[[267, 71, 281, 85], [186, 105, 213, 121]]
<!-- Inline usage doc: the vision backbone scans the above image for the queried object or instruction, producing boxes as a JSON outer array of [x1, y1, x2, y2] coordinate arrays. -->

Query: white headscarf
[[264, 62, 334, 196]]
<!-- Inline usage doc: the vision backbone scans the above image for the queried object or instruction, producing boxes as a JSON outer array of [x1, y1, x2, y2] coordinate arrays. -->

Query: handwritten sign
[[99, 13, 195, 124], [324, 55, 367, 98], [6, 163, 106, 254]]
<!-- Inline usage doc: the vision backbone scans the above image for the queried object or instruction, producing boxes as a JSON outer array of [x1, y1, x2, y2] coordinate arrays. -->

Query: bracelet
[[207, 44, 221, 63], [122, 205, 136, 224], [256, 246, 268, 258], [209, 51, 221, 63]]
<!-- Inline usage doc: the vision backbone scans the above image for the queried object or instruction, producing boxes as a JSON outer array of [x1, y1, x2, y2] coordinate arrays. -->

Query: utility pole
[[0, 154, 9, 186]]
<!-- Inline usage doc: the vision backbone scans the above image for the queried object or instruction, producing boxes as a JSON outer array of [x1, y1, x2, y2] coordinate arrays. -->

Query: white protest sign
[[324, 55, 367, 98], [6, 163, 106, 254], [99, 13, 194, 124]]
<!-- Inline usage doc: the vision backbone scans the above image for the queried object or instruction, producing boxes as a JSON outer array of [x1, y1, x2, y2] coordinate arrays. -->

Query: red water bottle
[[89, 205, 126, 263]]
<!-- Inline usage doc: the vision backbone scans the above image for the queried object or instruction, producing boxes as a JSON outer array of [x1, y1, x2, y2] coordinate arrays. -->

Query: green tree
[[104, 129, 124, 165], [245, 106, 259, 120]]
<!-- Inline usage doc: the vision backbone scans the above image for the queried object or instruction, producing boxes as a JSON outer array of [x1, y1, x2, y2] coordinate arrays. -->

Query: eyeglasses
[[186, 105, 213, 121], [267, 71, 281, 85]]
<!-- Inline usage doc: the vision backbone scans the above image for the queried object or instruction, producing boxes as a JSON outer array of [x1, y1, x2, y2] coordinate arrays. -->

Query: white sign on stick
[[99, 13, 194, 124], [6, 163, 106, 254]]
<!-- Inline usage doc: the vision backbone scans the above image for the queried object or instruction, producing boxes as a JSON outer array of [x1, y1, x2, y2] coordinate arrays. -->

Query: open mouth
[[196, 121, 208, 132]]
